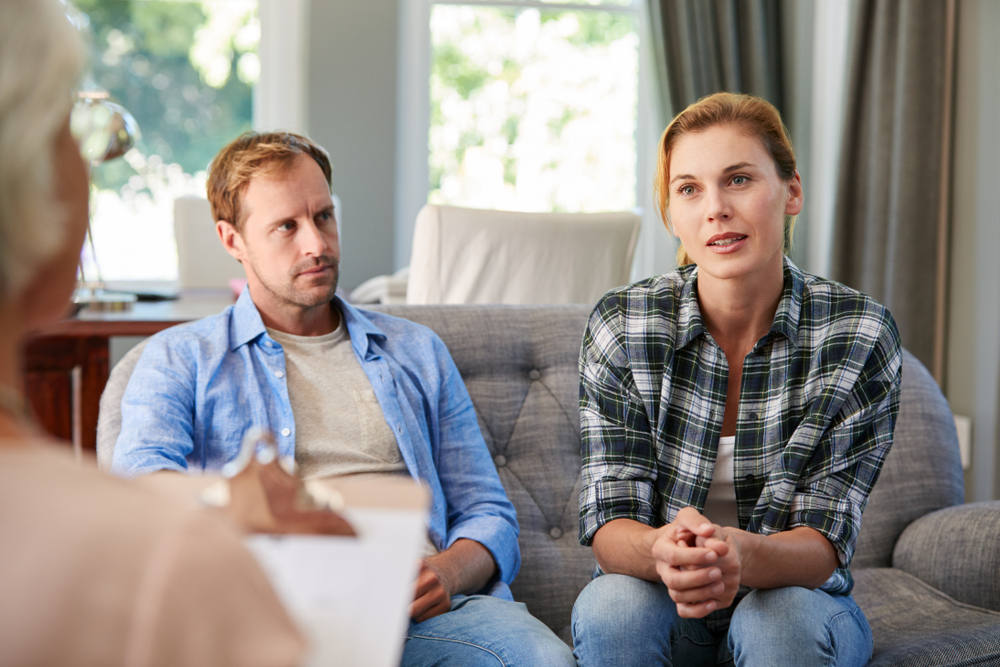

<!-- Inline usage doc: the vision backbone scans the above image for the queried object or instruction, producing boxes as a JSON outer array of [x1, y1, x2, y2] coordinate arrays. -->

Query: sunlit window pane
[[429, 5, 638, 213], [536, 0, 634, 6], [75, 0, 257, 282]]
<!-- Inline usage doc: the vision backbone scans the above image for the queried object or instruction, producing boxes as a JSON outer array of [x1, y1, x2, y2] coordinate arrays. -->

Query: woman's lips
[[706, 234, 748, 253]]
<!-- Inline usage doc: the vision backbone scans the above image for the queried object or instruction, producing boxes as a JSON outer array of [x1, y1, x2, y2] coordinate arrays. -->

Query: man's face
[[219, 154, 340, 321]]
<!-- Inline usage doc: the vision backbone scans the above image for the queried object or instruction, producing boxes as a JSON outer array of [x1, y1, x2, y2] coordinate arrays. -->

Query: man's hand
[[650, 507, 741, 618], [410, 559, 454, 623], [408, 539, 497, 623]]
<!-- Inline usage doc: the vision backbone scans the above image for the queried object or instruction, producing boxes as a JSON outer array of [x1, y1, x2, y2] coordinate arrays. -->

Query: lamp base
[[72, 286, 137, 313]]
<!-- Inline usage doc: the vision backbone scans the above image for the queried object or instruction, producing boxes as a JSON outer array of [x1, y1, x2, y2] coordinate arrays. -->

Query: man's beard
[[289, 255, 339, 306]]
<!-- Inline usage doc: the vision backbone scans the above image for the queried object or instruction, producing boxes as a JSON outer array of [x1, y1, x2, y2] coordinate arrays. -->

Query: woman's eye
[[731, 175, 749, 186], [678, 185, 695, 196]]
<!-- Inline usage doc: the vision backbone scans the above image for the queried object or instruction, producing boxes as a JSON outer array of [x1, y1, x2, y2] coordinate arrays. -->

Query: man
[[112, 131, 573, 665]]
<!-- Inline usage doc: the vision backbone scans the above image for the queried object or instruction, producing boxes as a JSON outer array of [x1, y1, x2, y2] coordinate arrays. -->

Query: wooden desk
[[22, 290, 233, 455]]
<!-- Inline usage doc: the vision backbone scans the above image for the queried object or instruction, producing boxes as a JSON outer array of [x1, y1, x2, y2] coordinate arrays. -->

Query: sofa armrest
[[892, 501, 1000, 611]]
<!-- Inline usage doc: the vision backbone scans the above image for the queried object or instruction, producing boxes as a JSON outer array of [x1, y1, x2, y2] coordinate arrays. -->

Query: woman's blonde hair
[[654, 92, 797, 267], [0, 0, 85, 296]]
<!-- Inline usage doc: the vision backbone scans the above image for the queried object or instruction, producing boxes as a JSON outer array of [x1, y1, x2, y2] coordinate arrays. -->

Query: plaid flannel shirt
[[579, 258, 902, 594]]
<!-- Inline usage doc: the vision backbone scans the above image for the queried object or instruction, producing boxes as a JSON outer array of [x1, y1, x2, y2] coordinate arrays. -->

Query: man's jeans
[[572, 573, 873, 666], [403, 594, 575, 666]]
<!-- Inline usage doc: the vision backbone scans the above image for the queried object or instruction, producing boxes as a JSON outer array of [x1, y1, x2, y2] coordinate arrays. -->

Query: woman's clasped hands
[[651, 506, 743, 618]]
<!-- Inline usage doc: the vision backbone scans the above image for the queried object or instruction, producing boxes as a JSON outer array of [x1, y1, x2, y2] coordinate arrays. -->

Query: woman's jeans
[[572, 573, 873, 666]]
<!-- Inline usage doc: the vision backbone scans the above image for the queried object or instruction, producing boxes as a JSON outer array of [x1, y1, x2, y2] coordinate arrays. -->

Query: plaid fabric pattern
[[578, 258, 902, 594]]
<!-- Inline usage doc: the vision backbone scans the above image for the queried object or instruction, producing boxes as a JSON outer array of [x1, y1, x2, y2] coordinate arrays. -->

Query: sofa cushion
[[854, 568, 1000, 666]]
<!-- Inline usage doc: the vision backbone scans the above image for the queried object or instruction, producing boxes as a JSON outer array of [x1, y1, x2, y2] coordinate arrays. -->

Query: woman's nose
[[705, 187, 732, 221]]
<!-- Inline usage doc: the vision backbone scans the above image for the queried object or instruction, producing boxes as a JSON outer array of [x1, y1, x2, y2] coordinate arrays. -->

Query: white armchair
[[173, 195, 243, 289], [405, 204, 640, 305]]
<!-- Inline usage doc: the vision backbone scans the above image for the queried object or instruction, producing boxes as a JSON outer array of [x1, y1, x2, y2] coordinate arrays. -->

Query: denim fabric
[[403, 594, 574, 666], [572, 573, 872, 666], [111, 289, 520, 595]]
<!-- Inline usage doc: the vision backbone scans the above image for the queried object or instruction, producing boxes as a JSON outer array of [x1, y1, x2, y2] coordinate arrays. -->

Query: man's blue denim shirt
[[112, 288, 520, 597]]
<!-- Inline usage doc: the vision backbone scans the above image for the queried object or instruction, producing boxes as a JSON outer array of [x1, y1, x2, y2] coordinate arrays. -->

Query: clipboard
[[208, 428, 431, 667]]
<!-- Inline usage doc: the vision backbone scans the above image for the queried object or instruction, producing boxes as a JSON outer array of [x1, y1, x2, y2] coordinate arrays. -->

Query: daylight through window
[[76, 0, 258, 282], [428, 1, 640, 213]]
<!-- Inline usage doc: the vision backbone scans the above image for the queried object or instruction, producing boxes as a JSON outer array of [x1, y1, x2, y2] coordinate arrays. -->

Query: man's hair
[[0, 0, 85, 296], [654, 92, 798, 267], [206, 131, 333, 230]]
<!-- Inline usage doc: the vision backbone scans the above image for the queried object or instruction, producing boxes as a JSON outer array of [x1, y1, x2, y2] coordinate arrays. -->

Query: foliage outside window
[[429, 2, 639, 213], [74, 0, 258, 281]]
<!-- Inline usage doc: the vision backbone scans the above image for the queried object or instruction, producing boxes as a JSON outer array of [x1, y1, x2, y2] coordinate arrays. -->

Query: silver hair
[[0, 0, 86, 297]]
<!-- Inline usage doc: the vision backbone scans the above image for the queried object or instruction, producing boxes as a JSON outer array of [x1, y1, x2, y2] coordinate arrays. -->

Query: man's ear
[[216, 220, 244, 263]]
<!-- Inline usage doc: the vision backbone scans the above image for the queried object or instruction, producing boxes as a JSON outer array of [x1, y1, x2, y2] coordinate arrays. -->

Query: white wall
[[305, 0, 398, 291]]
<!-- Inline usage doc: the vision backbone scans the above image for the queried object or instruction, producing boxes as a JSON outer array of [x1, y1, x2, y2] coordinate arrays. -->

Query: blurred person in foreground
[[572, 92, 902, 666], [0, 1, 305, 664]]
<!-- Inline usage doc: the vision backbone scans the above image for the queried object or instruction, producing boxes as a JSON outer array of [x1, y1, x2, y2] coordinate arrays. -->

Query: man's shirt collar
[[229, 286, 388, 355], [338, 297, 389, 361]]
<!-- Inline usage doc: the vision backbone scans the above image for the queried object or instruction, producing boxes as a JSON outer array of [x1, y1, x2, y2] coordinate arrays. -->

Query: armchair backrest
[[406, 204, 640, 305], [173, 196, 243, 289]]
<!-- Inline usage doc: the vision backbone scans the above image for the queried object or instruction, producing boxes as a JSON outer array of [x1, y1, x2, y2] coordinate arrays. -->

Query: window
[[397, 0, 653, 271], [429, 2, 639, 212], [74, 0, 258, 282]]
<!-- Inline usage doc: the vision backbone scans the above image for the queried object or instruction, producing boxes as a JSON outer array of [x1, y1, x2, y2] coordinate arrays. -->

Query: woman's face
[[18, 116, 89, 329], [666, 123, 801, 283]]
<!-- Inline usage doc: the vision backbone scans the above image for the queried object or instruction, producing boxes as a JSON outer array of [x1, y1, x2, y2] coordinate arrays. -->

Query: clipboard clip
[[202, 427, 357, 537]]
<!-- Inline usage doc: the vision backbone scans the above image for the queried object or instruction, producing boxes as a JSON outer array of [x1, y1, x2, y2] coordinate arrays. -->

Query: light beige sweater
[[0, 440, 305, 667]]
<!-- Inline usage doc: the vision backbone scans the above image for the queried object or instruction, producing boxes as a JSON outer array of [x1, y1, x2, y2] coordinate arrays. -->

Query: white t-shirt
[[702, 435, 739, 529]]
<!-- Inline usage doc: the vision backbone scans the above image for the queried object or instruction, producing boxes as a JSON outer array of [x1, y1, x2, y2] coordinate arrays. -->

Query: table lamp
[[70, 90, 140, 311]]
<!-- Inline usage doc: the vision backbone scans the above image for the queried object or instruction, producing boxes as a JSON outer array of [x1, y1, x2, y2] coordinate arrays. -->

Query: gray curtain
[[829, 0, 956, 381], [647, 0, 785, 116]]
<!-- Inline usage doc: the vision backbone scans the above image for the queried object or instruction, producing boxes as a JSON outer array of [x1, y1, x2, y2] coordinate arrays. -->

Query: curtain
[[647, 0, 785, 116], [829, 0, 956, 381]]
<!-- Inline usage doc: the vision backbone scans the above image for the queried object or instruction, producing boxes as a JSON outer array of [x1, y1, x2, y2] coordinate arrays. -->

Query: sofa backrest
[[850, 349, 964, 568], [376, 309, 964, 603], [98, 305, 965, 641], [377, 304, 596, 642]]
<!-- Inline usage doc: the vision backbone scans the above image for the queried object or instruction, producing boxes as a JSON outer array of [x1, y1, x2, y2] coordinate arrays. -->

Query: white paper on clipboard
[[244, 475, 430, 667]]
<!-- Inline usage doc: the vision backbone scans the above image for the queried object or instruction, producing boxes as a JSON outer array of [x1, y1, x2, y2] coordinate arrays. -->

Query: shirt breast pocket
[[353, 387, 402, 463]]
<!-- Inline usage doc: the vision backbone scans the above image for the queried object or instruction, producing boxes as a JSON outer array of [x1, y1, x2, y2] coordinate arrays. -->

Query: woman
[[0, 1, 304, 664], [571, 92, 901, 666]]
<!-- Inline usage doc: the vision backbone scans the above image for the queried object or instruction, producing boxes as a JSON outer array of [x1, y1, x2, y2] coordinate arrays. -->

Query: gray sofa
[[99, 305, 1000, 665]]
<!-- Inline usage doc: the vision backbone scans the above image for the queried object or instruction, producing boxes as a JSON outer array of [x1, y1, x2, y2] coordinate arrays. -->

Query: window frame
[[395, 0, 660, 278]]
